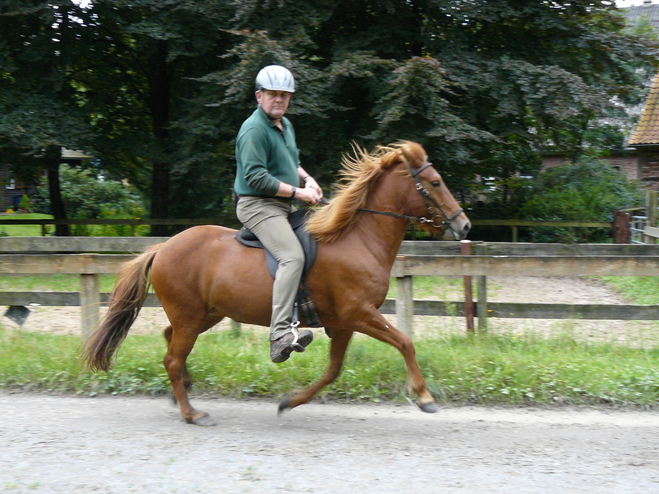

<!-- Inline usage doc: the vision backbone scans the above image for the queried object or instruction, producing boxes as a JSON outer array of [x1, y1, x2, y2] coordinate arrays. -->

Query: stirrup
[[288, 324, 314, 354], [288, 324, 304, 352]]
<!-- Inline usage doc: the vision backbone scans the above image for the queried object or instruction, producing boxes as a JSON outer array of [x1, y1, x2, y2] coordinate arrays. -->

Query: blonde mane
[[306, 142, 413, 243]]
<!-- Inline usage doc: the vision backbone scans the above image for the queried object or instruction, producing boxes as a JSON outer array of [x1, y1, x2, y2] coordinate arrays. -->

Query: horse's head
[[306, 140, 470, 243], [396, 141, 471, 240]]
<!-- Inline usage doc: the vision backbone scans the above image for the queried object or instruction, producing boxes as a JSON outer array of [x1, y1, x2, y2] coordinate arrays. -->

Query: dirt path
[[2, 277, 659, 492], [2, 392, 659, 494]]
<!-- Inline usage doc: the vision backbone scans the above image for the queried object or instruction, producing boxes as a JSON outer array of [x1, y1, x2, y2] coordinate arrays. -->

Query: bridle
[[357, 162, 464, 236]]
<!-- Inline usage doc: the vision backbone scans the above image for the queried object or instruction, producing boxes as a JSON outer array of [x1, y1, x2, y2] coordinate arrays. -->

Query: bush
[[518, 158, 644, 243], [33, 165, 146, 234]]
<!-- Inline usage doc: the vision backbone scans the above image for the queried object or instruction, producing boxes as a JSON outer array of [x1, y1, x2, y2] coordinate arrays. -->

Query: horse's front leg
[[357, 310, 437, 413], [278, 328, 353, 414]]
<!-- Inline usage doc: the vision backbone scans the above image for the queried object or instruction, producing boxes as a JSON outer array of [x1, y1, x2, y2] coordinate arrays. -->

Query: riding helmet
[[255, 65, 295, 93]]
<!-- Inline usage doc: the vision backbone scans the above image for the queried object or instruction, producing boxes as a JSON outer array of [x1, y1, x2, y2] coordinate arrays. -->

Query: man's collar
[[257, 105, 286, 129]]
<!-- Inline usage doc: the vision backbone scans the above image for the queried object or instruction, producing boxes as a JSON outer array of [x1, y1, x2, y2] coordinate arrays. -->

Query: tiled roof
[[625, 2, 659, 147], [629, 73, 659, 146], [625, 1, 659, 30]]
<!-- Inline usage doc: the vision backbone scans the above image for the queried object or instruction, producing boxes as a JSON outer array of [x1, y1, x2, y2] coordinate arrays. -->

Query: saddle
[[235, 209, 322, 328]]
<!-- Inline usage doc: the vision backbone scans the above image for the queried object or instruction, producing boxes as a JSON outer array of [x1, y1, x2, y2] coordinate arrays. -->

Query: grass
[[1, 263, 658, 407], [387, 275, 463, 299], [0, 273, 116, 292], [0, 213, 54, 237], [1, 327, 659, 407], [601, 276, 659, 305], [0, 213, 150, 237]]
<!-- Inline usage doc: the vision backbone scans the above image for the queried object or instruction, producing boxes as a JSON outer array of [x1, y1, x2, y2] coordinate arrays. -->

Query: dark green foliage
[[0, 1, 656, 222], [33, 165, 145, 221], [519, 159, 644, 243]]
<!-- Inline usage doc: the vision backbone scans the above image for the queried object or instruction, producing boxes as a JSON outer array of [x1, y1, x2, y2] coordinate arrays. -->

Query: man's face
[[256, 89, 292, 120]]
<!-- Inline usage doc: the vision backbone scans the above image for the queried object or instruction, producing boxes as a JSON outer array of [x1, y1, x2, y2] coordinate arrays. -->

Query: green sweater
[[234, 106, 300, 197]]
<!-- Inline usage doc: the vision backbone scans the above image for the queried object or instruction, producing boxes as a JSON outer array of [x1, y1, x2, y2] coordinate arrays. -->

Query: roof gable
[[629, 73, 659, 146]]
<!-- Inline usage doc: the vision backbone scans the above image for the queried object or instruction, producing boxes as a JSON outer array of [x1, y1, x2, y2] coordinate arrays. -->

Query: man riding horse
[[234, 65, 323, 363]]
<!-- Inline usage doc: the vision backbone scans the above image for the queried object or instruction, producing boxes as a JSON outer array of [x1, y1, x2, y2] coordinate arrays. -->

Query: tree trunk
[[147, 40, 171, 237], [44, 145, 70, 236]]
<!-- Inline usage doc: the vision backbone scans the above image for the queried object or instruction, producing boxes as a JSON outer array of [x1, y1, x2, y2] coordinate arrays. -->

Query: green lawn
[[1, 327, 659, 407], [0, 273, 116, 292], [0, 213, 53, 237]]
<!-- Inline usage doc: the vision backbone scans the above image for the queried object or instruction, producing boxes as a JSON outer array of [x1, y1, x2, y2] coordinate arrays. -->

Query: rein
[[357, 162, 464, 235]]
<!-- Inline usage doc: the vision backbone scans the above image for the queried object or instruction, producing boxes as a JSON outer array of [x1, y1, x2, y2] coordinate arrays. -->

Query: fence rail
[[1, 238, 659, 338], [0, 217, 615, 241]]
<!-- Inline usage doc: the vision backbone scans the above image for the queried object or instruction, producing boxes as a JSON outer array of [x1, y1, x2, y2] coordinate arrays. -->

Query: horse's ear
[[399, 141, 428, 169], [379, 146, 404, 170]]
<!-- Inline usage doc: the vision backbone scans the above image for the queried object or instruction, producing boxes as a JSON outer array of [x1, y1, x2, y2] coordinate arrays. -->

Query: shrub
[[33, 165, 146, 234], [518, 158, 644, 243]]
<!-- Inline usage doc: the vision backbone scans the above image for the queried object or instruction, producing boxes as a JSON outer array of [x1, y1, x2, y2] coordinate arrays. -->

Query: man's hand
[[297, 184, 322, 205], [303, 177, 323, 201]]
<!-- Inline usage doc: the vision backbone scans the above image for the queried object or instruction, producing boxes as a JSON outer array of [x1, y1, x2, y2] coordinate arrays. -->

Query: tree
[[1, 0, 656, 227], [70, 0, 236, 234], [0, 1, 97, 235], [206, 0, 657, 197]]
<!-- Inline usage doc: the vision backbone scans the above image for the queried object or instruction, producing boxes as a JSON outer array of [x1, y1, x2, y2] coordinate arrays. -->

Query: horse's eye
[[431, 180, 441, 188]]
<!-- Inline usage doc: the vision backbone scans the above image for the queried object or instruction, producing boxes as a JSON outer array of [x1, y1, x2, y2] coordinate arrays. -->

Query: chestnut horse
[[84, 141, 470, 425]]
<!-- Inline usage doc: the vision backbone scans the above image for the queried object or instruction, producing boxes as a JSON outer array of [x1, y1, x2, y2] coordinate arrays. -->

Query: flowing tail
[[83, 243, 162, 372]]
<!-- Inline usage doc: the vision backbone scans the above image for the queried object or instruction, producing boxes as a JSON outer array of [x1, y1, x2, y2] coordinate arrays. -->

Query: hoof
[[278, 394, 291, 415], [417, 401, 438, 413], [191, 414, 216, 426]]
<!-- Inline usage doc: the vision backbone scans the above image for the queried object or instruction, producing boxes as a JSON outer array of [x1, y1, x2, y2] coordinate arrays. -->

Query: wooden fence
[[1, 217, 613, 241], [1, 237, 659, 337]]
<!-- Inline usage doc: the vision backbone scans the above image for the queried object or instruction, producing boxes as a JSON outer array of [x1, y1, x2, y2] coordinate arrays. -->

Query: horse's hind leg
[[278, 329, 353, 413], [164, 325, 193, 397], [163, 315, 223, 426]]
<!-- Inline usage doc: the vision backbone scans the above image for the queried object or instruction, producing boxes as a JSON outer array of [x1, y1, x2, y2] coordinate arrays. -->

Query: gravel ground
[[2, 392, 659, 494], [3, 275, 659, 493]]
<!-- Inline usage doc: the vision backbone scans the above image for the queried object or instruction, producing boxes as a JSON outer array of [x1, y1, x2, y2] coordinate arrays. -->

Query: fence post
[[476, 243, 488, 331], [80, 273, 100, 339], [396, 275, 414, 337], [646, 191, 658, 245], [613, 210, 631, 244], [461, 240, 475, 333], [230, 319, 242, 337]]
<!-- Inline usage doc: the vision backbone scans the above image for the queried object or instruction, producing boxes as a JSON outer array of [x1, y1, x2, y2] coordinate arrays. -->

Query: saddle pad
[[235, 209, 317, 279]]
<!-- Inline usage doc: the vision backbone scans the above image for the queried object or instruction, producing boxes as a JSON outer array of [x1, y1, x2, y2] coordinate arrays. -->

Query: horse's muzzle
[[443, 217, 471, 241]]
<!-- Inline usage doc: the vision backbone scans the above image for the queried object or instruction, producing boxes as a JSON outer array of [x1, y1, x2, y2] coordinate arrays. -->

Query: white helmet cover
[[255, 65, 295, 93]]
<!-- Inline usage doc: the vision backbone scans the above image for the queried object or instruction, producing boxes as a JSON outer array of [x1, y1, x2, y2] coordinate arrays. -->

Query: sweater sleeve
[[236, 127, 281, 196]]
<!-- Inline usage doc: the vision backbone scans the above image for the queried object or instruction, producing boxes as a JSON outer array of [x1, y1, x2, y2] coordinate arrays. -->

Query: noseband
[[357, 162, 464, 236]]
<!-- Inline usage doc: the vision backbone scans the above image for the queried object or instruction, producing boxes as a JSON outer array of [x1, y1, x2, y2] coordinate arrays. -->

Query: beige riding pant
[[236, 196, 304, 341]]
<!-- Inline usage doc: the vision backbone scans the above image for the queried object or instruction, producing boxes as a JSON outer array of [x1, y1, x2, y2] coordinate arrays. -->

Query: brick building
[[541, 154, 641, 181]]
